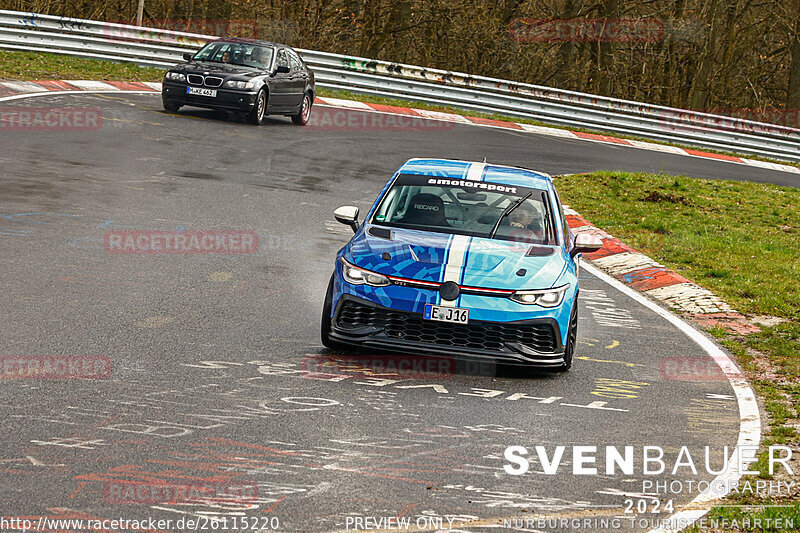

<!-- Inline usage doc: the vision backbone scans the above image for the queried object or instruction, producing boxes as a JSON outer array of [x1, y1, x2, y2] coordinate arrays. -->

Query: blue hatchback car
[[321, 159, 602, 370]]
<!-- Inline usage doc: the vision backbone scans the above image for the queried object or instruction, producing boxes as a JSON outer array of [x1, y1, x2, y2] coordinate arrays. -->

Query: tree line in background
[[4, 0, 800, 123]]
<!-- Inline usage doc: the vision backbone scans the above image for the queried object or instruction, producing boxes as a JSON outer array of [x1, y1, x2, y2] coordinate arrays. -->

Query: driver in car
[[221, 51, 232, 63], [508, 202, 543, 243]]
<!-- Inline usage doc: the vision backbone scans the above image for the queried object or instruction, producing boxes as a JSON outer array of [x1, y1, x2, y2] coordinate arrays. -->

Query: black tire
[[248, 89, 267, 125], [321, 274, 340, 349], [163, 100, 181, 113], [556, 303, 578, 372], [291, 92, 312, 126]]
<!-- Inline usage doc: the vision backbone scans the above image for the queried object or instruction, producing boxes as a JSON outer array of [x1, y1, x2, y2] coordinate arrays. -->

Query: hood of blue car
[[347, 225, 566, 290]]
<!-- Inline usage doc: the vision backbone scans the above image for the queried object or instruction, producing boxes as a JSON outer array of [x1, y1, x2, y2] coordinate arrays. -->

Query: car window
[[276, 49, 289, 69], [288, 50, 303, 71], [552, 187, 571, 249], [245, 45, 274, 68], [193, 42, 273, 68], [372, 173, 557, 245]]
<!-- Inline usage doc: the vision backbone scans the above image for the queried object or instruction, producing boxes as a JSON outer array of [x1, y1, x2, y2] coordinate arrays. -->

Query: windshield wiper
[[488, 192, 532, 239]]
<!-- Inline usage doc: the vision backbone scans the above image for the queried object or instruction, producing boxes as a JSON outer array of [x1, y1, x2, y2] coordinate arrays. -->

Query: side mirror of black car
[[182, 52, 194, 61], [275, 65, 291, 74]]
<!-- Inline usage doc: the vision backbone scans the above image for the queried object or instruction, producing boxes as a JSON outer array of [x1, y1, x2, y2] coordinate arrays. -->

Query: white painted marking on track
[[580, 263, 760, 533]]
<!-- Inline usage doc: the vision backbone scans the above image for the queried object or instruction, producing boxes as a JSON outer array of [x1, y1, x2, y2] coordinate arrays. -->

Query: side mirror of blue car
[[570, 233, 603, 258], [334, 205, 360, 233]]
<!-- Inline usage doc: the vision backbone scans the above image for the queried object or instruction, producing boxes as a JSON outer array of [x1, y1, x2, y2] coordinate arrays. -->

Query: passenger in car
[[250, 48, 264, 67]]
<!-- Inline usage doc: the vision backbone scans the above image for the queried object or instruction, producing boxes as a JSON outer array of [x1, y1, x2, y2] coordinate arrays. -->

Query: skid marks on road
[[683, 396, 740, 436], [580, 288, 642, 329]]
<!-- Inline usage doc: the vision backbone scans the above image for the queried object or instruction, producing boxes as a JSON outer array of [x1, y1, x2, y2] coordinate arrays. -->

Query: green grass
[[1, 50, 797, 167], [558, 172, 800, 322], [560, 171, 800, 526], [0, 51, 164, 81]]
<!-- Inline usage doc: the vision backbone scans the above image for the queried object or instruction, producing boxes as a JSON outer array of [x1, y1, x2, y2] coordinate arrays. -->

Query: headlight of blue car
[[341, 258, 390, 287], [224, 80, 255, 89], [509, 284, 569, 307], [165, 72, 186, 82]]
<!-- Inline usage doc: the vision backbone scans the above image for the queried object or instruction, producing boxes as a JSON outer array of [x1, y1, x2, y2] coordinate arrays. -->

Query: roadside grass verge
[[558, 171, 800, 526], [1, 50, 797, 167], [0, 51, 164, 82]]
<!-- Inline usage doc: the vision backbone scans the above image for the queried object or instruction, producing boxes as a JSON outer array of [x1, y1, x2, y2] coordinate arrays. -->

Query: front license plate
[[424, 304, 469, 324], [186, 86, 217, 97]]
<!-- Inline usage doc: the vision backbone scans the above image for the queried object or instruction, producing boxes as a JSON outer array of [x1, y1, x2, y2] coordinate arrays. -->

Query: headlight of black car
[[223, 80, 255, 90], [165, 72, 186, 82]]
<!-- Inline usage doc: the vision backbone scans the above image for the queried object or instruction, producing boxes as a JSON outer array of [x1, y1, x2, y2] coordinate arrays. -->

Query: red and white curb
[[1, 80, 798, 175], [563, 208, 759, 334]]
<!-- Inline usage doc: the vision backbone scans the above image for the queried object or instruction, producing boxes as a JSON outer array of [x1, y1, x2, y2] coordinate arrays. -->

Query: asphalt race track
[[0, 92, 791, 532]]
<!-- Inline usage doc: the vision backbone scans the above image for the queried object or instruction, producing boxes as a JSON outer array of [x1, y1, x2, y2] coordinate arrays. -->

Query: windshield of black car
[[192, 43, 274, 68], [371, 173, 558, 245]]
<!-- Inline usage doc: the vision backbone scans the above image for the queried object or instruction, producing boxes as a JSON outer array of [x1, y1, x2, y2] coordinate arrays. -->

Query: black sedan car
[[161, 38, 315, 125]]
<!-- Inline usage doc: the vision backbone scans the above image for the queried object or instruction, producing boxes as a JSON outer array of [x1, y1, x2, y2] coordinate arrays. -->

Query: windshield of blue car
[[193, 42, 274, 68], [371, 173, 558, 245]]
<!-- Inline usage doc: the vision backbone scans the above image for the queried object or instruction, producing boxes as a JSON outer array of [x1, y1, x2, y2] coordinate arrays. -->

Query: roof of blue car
[[399, 158, 552, 190]]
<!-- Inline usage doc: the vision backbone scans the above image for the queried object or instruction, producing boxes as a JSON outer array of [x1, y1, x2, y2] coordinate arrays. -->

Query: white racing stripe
[[440, 235, 470, 307], [438, 162, 485, 306], [466, 161, 486, 181]]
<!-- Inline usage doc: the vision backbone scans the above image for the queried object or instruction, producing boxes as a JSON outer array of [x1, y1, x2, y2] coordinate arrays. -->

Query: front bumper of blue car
[[329, 293, 567, 367]]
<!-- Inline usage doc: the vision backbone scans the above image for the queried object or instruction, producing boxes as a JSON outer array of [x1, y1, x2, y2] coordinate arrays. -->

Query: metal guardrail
[[1, 10, 799, 162]]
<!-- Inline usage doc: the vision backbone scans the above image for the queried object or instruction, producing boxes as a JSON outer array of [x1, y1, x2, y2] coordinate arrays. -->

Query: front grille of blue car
[[336, 300, 557, 353]]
